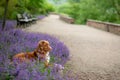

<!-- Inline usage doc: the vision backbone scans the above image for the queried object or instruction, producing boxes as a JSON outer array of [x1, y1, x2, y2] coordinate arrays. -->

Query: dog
[[13, 40, 52, 67]]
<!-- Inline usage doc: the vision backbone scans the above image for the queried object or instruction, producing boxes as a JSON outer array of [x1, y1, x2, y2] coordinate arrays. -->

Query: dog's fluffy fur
[[13, 40, 52, 67]]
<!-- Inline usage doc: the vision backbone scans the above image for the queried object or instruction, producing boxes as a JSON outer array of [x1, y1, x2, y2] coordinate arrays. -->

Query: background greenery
[[0, 0, 55, 19], [56, 0, 120, 24], [1, 0, 120, 24]]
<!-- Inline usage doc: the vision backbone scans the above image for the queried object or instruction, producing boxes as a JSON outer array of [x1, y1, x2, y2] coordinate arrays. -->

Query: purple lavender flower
[[37, 15, 46, 20], [53, 63, 64, 72], [0, 20, 2, 31], [5, 20, 17, 30], [0, 20, 70, 80], [15, 69, 30, 80], [49, 63, 65, 80], [0, 20, 17, 31]]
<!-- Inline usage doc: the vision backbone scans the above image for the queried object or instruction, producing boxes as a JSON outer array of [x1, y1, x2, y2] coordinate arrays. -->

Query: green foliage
[[44, 3, 55, 13], [0, 73, 14, 80], [39, 1, 55, 15], [57, 3, 72, 14], [0, 7, 4, 18], [52, 0, 61, 4], [58, 0, 120, 24], [0, 0, 18, 19], [0, 0, 55, 19], [68, 0, 80, 3], [74, 0, 102, 24]]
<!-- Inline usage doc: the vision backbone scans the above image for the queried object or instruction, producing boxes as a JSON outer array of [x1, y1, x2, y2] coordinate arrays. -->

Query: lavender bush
[[0, 20, 71, 80], [0, 20, 17, 31], [37, 15, 46, 20]]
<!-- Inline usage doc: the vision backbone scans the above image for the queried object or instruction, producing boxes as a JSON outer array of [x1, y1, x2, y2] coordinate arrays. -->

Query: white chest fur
[[45, 52, 50, 63], [37, 52, 50, 63]]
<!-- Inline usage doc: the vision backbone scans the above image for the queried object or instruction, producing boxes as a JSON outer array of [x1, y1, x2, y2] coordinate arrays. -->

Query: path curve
[[25, 15, 120, 80]]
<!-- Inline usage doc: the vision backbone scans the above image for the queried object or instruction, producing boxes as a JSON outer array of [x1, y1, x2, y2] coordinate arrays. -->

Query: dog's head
[[36, 40, 52, 55]]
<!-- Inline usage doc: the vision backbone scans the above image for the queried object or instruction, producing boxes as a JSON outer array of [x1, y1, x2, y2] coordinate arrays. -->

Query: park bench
[[17, 14, 30, 27], [17, 13, 38, 27], [27, 14, 38, 23]]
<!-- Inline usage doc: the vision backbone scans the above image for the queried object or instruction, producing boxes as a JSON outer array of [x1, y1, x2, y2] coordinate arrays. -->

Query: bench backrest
[[17, 14, 23, 19]]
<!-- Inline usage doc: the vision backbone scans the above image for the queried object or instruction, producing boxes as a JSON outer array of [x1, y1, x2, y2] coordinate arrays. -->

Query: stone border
[[59, 15, 74, 24], [49, 12, 74, 24], [87, 19, 120, 35]]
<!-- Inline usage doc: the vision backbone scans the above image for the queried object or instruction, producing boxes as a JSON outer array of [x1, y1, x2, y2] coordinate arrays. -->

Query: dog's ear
[[36, 40, 45, 51], [38, 40, 45, 47]]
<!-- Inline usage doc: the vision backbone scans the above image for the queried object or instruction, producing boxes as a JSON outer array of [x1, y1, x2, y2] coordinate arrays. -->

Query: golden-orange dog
[[13, 40, 52, 67]]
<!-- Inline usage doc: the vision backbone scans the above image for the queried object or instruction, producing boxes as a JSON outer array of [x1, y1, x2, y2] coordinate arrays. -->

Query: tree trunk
[[2, 0, 9, 30]]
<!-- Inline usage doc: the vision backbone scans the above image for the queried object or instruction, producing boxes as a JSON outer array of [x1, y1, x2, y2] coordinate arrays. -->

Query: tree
[[2, 0, 9, 30]]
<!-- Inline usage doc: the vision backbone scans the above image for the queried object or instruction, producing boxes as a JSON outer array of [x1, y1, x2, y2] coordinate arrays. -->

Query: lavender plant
[[0, 20, 71, 80], [0, 20, 17, 31], [37, 15, 46, 20]]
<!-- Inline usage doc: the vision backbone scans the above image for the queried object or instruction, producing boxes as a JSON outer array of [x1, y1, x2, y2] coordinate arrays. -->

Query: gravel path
[[25, 15, 120, 80]]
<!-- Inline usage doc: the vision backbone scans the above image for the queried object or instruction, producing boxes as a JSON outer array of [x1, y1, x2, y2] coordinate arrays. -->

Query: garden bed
[[0, 20, 70, 80]]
